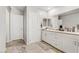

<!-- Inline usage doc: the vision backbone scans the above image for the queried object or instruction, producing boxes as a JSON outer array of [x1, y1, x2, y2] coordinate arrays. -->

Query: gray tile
[[6, 39, 61, 53]]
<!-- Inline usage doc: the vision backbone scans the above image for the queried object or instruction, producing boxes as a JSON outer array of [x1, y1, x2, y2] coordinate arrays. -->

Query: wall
[[10, 7, 23, 41], [23, 7, 27, 44], [39, 11, 48, 25], [61, 11, 79, 28], [0, 7, 6, 52], [48, 7, 79, 29], [6, 7, 10, 42]]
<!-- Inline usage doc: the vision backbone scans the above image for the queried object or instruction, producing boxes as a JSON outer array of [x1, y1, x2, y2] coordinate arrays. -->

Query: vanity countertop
[[42, 28, 79, 36]]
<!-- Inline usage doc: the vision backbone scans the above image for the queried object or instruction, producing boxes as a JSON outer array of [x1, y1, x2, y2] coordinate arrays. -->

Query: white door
[[11, 14, 23, 41], [28, 11, 41, 44]]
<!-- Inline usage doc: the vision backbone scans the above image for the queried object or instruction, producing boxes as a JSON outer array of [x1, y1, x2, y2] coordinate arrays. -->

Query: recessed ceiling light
[[48, 7, 51, 10]]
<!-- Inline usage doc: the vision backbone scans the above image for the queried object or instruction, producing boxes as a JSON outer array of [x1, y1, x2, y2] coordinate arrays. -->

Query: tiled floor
[[6, 39, 62, 53]]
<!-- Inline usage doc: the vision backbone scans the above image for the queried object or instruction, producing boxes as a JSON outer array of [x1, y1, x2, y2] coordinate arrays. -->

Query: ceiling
[[60, 8, 79, 16], [13, 6, 65, 12], [11, 6, 79, 16], [14, 6, 25, 12], [34, 6, 64, 11]]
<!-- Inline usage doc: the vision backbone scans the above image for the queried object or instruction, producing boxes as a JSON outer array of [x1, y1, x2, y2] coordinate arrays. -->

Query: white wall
[[6, 7, 10, 42], [61, 12, 79, 28], [47, 7, 79, 29], [11, 7, 24, 15], [0, 7, 6, 52], [39, 11, 48, 25], [10, 7, 23, 41], [23, 7, 27, 44]]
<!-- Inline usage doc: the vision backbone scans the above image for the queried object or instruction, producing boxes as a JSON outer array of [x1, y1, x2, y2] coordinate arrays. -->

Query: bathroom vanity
[[42, 29, 79, 53], [41, 8, 79, 53]]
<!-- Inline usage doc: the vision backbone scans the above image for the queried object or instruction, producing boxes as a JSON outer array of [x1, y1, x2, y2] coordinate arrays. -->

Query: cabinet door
[[46, 31, 57, 47], [56, 33, 77, 53], [55, 33, 64, 51], [42, 30, 46, 41], [76, 36, 79, 53], [62, 34, 78, 53]]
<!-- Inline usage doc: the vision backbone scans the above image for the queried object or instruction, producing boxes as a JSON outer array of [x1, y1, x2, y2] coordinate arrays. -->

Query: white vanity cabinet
[[61, 34, 78, 53], [42, 30, 79, 53], [76, 36, 79, 53], [42, 30, 57, 47], [42, 30, 46, 42], [55, 33, 78, 53], [55, 33, 64, 51], [46, 31, 57, 47]]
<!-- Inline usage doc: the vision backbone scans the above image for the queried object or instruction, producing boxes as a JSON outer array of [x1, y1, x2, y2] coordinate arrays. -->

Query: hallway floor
[[6, 39, 61, 53]]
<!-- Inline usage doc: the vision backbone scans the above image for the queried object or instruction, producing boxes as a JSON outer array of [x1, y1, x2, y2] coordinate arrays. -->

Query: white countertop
[[42, 28, 79, 36]]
